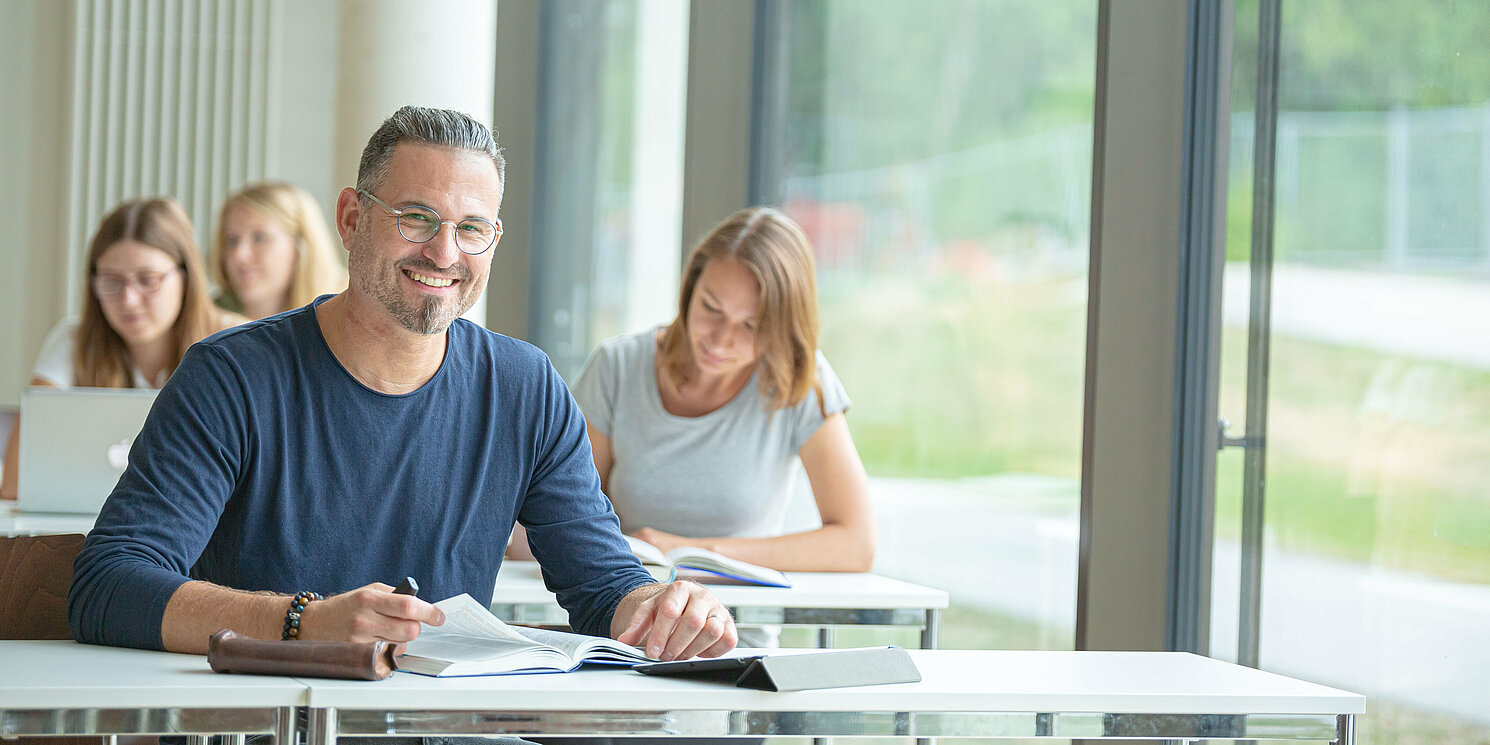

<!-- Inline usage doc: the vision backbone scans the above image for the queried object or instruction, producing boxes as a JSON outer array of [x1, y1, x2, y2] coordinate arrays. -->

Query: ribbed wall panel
[[63, 0, 276, 310]]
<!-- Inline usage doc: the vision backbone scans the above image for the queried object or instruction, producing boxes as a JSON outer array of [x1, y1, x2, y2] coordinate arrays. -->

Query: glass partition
[[530, 0, 688, 378], [755, 0, 1097, 651], [1213, 2, 1490, 742]]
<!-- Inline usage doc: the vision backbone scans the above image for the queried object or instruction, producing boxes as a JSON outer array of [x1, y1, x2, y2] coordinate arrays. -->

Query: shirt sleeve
[[68, 342, 249, 649], [31, 319, 77, 387], [570, 337, 622, 437], [790, 351, 853, 453], [520, 357, 654, 637]]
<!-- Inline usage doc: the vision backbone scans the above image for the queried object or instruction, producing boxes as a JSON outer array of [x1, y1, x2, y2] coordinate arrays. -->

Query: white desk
[[493, 560, 951, 647], [0, 501, 97, 537], [300, 649, 1364, 744], [0, 643, 1363, 744], [0, 640, 301, 742]]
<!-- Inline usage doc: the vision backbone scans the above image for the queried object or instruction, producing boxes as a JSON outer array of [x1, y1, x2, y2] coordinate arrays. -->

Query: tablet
[[634, 655, 763, 679]]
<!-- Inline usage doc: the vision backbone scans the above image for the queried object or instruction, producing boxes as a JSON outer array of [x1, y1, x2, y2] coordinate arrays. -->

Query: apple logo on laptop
[[107, 438, 132, 470]]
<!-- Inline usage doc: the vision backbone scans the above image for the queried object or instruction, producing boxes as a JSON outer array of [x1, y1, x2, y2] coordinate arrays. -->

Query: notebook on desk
[[17, 387, 158, 514]]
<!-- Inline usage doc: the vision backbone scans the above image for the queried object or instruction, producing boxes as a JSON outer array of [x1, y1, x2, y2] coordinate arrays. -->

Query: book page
[[666, 547, 791, 587], [518, 626, 653, 663], [624, 535, 671, 566], [404, 593, 547, 664], [406, 633, 544, 664], [431, 593, 537, 644]]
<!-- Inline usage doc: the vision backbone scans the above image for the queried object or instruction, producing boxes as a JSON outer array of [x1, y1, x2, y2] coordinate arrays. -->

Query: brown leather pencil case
[[207, 628, 398, 680]]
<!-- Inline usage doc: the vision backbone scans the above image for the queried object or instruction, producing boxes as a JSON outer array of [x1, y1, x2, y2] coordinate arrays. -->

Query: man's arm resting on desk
[[161, 580, 445, 654], [611, 581, 737, 661]]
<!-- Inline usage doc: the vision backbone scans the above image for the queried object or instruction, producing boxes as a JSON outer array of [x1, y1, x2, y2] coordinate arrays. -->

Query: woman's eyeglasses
[[92, 268, 181, 298]]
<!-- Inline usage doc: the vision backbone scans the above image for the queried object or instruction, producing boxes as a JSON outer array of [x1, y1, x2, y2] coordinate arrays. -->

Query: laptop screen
[[17, 387, 159, 514]]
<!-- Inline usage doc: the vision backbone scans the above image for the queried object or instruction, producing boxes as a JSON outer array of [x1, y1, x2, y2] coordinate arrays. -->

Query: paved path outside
[[1222, 263, 1490, 370]]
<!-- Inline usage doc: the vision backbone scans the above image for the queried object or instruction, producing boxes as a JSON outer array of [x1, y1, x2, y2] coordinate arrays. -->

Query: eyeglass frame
[[90, 267, 184, 298], [355, 187, 503, 256]]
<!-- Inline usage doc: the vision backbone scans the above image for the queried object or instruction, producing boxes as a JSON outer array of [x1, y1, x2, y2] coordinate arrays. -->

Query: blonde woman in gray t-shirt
[[564, 207, 875, 578]]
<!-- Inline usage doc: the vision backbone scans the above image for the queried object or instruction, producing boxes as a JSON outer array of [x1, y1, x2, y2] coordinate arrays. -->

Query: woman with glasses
[[1, 197, 244, 498], [211, 181, 347, 320], [514, 208, 874, 628]]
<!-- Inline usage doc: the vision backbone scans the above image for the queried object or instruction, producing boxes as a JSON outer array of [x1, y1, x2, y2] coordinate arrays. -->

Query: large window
[[755, 0, 1097, 650], [530, 0, 688, 379], [1212, 2, 1490, 742]]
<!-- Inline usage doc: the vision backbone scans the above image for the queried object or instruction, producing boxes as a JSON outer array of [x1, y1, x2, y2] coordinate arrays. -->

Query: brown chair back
[[0, 532, 85, 640], [0, 533, 110, 745]]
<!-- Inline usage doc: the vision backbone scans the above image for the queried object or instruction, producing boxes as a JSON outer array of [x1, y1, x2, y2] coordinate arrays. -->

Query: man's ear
[[335, 187, 362, 251]]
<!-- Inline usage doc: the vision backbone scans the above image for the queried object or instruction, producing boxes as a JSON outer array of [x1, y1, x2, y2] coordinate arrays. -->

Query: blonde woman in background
[[572, 206, 875, 573], [212, 181, 347, 319], [515, 207, 874, 584], [2, 197, 244, 498]]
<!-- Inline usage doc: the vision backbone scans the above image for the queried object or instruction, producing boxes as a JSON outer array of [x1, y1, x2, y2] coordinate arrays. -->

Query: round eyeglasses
[[356, 188, 502, 256], [91, 268, 181, 298]]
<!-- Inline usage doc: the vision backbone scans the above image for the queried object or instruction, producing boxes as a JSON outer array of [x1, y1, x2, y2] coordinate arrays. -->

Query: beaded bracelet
[[281, 590, 323, 640]]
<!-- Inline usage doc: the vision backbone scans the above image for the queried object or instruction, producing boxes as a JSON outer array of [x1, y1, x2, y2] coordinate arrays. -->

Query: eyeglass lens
[[92, 271, 173, 297], [395, 206, 499, 254]]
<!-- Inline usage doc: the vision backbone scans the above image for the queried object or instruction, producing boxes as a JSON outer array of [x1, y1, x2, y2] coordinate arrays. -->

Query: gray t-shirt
[[572, 328, 851, 539]]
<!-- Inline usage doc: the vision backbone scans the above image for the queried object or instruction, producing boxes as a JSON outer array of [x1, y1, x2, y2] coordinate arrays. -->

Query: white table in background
[[300, 649, 1364, 745], [0, 501, 97, 537], [0, 640, 301, 743], [492, 560, 951, 648]]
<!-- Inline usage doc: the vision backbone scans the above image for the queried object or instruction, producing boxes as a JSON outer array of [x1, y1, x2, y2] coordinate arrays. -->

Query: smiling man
[[69, 106, 737, 663]]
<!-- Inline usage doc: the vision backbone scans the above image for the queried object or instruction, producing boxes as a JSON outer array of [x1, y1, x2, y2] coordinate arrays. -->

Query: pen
[[393, 576, 419, 597]]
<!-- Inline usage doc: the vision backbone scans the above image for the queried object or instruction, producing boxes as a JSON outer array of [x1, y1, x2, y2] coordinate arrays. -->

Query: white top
[[299, 649, 1364, 715], [572, 329, 850, 538], [493, 560, 949, 610], [32, 318, 157, 388], [0, 640, 307, 709]]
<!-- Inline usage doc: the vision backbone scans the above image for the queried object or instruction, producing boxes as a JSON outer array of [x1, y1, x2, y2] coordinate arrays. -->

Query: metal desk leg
[[1337, 714, 1356, 745], [813, 622, 835, 745], [307, 707, 337, 745], [915, 610, 942, 745], [921, 608, 941, 649], [275, 706, 297, 745]]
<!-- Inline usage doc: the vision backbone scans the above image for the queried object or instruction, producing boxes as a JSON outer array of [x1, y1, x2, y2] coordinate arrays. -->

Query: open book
[[626, 536, 791, 588], [396, 594, 653, 677]]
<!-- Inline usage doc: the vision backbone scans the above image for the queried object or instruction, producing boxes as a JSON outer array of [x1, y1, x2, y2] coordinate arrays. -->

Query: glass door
[[1212, 2, 1490, 742]]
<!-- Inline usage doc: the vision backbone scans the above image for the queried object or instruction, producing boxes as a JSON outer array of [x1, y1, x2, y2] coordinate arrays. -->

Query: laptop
[[17, 387, 159, 514]]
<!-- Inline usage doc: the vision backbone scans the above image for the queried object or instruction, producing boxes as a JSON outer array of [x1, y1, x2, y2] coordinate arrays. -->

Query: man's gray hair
[[356, 105, 506, 195]]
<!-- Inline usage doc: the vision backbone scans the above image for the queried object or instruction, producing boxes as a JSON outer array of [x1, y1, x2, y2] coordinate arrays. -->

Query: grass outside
[[1214, 329, 1490, 584], [820, 267, 1490, 584]]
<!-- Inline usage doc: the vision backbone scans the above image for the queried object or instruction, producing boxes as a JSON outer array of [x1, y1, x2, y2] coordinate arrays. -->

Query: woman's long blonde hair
[[75, 197, 221, 388], [658, 207, 822, 413], [211, 181, 346, 313]]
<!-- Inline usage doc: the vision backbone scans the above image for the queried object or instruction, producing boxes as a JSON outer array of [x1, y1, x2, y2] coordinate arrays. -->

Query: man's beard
[[351, 239, 482, 336]]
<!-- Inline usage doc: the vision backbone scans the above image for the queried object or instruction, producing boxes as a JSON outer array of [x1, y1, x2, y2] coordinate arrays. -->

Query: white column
[[335, 0, 498, 326]]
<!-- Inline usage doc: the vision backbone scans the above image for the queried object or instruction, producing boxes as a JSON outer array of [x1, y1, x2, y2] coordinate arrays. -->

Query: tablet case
[[639, 646, 921, 691]]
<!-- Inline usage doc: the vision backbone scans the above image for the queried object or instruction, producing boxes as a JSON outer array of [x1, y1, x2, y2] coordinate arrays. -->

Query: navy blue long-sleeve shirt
[[69, 297, 654, 649]]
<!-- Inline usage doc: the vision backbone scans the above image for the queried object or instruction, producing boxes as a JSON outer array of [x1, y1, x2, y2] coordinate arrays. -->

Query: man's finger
[[371, 589, 444, 626], [645, 586, 689, 659], [675, 609, 732, 660]]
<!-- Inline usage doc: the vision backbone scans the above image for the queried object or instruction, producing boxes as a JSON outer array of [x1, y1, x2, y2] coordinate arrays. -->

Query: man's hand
[[612, 581, 737, 661], [298, 582, 446, 649]]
